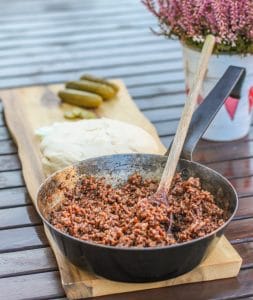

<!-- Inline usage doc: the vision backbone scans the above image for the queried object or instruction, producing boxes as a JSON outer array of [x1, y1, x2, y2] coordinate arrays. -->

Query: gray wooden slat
[[0, 140, 17, 155], [0, 206, 41, 229], [144, 107, 183, 123], [0, 154, 21, 171], [0, 271, 64, 300], [160, 136, 174, 148], [0, 40, 178, 67], [131, 82, 185, 99], [155, 120, 179, 137], [0, 16, 155, 40], [0, 171, 24, 189], [0, 0, 138, 23], [0, 62, 182, 89], [0, 247, 57, 278], [125, 71, 184, 88], [0, 225, 48, 253], [0, 127, 10, 140], [136, 94, 185, 110], [0, 27, 152, 50], [0, 34, 169, 60], [0, 49, 182, 79], [0, 187, 31, 209], [0, 16, 154, 43]]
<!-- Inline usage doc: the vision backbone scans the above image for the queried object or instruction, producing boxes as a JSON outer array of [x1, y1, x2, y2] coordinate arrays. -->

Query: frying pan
[[37, 66, 245, 283]]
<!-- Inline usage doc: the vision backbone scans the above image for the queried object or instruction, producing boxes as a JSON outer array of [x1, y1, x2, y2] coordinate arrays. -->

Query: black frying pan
[[37, 66, 245, 283]]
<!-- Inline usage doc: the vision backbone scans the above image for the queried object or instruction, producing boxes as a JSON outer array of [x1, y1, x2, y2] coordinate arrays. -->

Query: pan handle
[[165, 65, 246, 160]]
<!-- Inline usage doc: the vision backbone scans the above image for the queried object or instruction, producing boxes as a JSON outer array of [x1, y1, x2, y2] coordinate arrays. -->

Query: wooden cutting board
[[1, 80, 242, 300]]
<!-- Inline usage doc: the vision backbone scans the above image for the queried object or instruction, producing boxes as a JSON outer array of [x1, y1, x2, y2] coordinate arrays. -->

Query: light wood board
[[1, 80, 242, 299]]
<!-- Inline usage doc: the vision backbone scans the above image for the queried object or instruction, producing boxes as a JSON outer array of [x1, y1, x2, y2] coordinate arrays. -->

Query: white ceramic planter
[[183, 45, 253, 141]]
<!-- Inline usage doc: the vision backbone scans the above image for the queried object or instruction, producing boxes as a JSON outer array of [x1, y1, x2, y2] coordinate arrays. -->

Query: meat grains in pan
[[49, 173, 227, 247]]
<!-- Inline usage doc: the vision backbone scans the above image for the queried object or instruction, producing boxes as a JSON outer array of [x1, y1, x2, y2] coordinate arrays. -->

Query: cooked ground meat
[[49, 173, 226, 247]]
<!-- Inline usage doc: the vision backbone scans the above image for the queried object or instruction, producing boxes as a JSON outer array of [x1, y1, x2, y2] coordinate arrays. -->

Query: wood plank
[[0, 154, 21, 171], [0, 206, 41, 229], [0, 247, 57, 278], [207, 158, 253, 179], [132, 83, 185, 100], [230, 177, 253, 197], [0, 39, 177, 67], [144, 107, 183, 123], [0, 127, 10, 140], [0, 34, 168, 61], [234, 242, 253, 269], [0, 170, 24, 189], [0, 17, 156, 41], [0, 27, 153, 50], [0, 187, 31, 208], [0, 140, 17, 154], [226, 218, 253, 244], [236, 196, 253, 220], [0, 271, 65, 300], [0, 225, 48, 253], [195, 141, 253, 164], [0, 52, 182, 79], [0, 113, 4, 125], [137, 98, 183, 111], [0, 18, 157, 50], [155, 120, 179, 137], [0, 4, 144, 24], [0, 62, 182, 89], [0, 2, 140, 23]]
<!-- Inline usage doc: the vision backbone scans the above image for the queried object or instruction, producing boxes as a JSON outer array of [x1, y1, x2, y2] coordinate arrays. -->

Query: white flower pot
[[182, 45, 253, 141]]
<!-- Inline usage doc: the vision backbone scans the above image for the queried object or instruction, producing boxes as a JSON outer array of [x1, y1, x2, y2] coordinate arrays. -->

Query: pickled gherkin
[[64, 107, 96, 120], [80, 74, 119, 93], [58, 89, 102, 108], [66, 80, 116, 100]]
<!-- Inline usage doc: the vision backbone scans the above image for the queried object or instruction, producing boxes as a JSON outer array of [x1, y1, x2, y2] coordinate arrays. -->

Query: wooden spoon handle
[[157, 35, 216, 194]]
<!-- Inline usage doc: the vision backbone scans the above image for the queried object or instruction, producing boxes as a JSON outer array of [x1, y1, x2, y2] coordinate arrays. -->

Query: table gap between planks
[[0, 0, 252, 299]]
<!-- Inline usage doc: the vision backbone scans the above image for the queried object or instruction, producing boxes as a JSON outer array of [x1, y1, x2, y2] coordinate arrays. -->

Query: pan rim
[[36, 153, 238, 252]]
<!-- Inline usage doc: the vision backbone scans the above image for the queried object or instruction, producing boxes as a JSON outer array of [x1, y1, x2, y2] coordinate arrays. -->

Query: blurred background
[[0, 0, 184, 147]]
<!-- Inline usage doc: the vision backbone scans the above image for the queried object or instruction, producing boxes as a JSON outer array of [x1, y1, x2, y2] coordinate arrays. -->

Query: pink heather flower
[[142, 0, 253, 51]]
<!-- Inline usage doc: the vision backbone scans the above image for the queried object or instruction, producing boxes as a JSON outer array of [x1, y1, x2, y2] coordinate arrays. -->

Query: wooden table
[[0, 0, 252, 299]]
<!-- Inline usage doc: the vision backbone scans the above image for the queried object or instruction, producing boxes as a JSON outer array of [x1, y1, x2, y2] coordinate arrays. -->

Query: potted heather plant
[[143, 0, 253, 141]]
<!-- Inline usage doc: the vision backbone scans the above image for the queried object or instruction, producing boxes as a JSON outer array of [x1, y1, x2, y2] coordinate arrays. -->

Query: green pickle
[[80, 74, 119, 93], [73, 107, 96, 119], [66, 80, 116, 100], [63, 111, 76, 119], [64, 107, 96, 120], [58, 89, 102, 108]]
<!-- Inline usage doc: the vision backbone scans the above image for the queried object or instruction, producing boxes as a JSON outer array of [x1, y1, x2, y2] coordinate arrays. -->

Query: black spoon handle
[[165, 65, 246, 161]]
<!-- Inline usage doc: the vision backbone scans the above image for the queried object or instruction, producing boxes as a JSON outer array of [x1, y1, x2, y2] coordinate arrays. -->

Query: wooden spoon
[[156, 35, 216, 201]]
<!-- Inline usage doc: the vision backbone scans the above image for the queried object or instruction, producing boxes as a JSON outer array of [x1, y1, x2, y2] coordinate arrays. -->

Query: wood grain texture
[[0, 140, 17, 154], [0, 206, 41, 229], [1, 82, 242, 299], [0, 247, 57, 278], [0, 187, 31, 208], [0, 225, 48, 253], [0, 154, 21, 171], [0, 271, 65, 300]]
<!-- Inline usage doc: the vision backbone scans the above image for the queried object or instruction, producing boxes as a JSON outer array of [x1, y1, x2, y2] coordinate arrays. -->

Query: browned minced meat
[[49, 173, 226, 247]]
